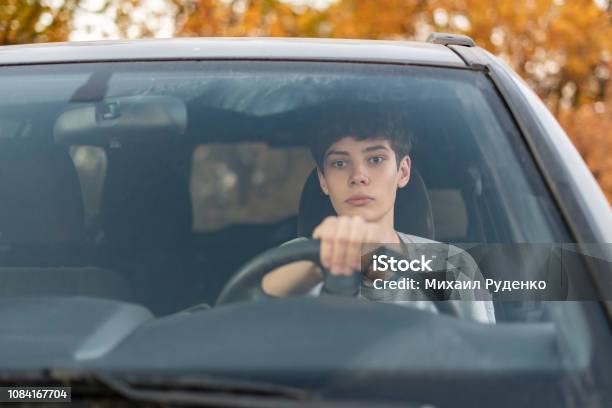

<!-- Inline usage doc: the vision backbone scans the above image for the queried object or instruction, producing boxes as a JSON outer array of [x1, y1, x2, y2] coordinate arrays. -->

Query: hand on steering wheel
[[216, 239, 359, 306], [215, 239, 458, 319]]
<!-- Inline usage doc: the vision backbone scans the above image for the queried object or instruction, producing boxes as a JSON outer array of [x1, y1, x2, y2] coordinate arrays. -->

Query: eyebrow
[[325, 150, 349, 158], [325, 145, 390, 158], [363, 145, 389, 153]]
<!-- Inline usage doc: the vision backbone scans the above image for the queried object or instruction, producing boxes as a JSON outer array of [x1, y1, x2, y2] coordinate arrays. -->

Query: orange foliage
[[0, 0, 83, 45], [559, 97, 612, 203], [178, 0, 321, 37]]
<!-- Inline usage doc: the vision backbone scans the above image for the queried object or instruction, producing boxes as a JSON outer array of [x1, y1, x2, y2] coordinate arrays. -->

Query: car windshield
[[2, 60, 596, 372], [0, 61, 576, 309]]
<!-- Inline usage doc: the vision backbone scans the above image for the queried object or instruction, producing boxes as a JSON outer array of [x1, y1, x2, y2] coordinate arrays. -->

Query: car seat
[[0, 141, 84, 246], [0, 141, 132, 301]]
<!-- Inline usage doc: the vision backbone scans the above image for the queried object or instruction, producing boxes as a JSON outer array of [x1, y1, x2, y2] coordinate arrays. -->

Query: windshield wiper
[[98, 372, 316, 407], [102, 373, 419, 407]]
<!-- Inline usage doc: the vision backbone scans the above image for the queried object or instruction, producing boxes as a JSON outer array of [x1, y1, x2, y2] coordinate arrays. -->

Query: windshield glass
[[0, 61, 578, 319]]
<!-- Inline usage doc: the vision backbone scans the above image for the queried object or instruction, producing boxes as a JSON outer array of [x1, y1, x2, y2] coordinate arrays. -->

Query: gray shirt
[[282, 232, 496, 324]]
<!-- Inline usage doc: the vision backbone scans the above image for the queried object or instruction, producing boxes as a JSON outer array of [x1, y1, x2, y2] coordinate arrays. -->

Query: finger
[[346, 217, 365, 271], [315, 217, 336, 269], [331, 216, 352, 275], [339, 217, 361, 274], [311, 217, 326, 239], [312, 216, 333, 239]]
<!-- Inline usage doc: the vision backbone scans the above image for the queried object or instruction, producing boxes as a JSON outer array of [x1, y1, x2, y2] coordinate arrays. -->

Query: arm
[[261, 215, 379, 296], [262, 260, 323, 296]]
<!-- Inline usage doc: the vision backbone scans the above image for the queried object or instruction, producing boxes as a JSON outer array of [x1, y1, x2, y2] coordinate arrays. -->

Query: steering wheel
[[215, 239, 460, 317]]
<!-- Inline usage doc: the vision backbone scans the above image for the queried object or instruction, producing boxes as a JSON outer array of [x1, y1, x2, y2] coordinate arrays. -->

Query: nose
[[349, 165, 370, 186]]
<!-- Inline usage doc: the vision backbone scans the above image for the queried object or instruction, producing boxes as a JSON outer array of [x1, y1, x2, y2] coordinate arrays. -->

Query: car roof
[[0, 37, 467, 67]]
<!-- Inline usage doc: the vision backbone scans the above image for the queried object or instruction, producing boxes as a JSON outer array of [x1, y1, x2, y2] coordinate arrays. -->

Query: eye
[[369, 156, 385, 164], [331, 160, 346, 168]]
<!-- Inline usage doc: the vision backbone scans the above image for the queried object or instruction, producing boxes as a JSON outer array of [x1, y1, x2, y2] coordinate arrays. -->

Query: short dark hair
[[309, 104, 413, 171]]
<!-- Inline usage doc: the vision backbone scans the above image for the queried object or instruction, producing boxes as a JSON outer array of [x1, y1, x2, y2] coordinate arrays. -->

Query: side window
[[69, 146, 107, 229], [190, 143, 314, 231]]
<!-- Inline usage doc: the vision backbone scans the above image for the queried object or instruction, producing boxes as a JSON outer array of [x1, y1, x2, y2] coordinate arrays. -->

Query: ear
[[397, 155, 411, 188], [317, 167, 329, 195]]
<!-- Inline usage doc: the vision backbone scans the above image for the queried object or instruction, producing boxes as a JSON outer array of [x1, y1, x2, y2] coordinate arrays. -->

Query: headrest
[[297, 167, 435, 239], [0, 142, 84, 246]]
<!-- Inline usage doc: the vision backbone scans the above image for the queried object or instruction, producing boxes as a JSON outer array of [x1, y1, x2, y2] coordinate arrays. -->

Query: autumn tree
[[322, 0, 611, 113], [0, 0, 85, 45], [559, 84, 612, 202], [176, 0, 321, 37], [0, 0, 173, 44]]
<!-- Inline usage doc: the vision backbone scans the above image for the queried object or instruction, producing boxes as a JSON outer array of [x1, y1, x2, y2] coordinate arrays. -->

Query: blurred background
[[1, 0, 610, 202]]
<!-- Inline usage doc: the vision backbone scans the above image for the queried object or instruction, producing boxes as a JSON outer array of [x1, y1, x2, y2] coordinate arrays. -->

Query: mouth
[[345, 194, 374, 206]]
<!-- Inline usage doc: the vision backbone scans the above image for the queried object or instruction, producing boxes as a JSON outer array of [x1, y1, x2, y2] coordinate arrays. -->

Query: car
[[0, 34, 611, 407]]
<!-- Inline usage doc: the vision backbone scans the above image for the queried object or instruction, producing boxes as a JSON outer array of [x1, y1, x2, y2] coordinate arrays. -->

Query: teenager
[[263, 115, 495, 323]]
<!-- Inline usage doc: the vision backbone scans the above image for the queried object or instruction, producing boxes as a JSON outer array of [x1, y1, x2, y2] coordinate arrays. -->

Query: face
[[318, 137, 411, 223]]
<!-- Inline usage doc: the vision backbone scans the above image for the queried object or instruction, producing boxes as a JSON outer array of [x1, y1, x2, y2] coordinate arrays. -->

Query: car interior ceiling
[[0, 98, 521, 316]]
